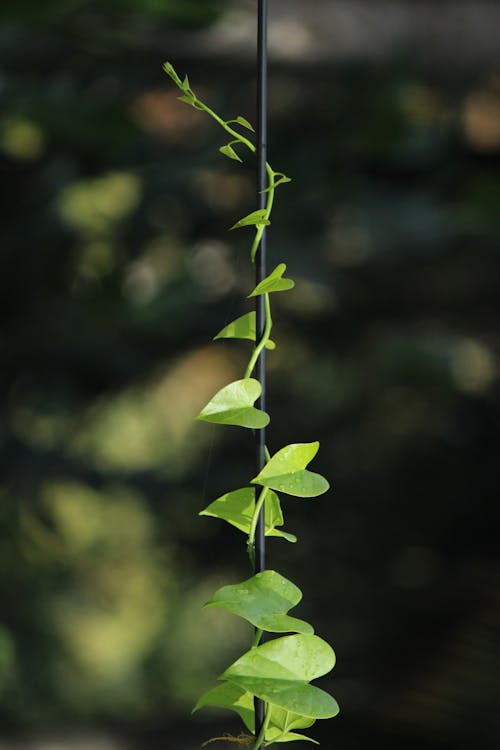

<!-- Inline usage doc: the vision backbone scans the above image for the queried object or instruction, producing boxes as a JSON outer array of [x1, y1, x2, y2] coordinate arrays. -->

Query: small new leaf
[[261, 173, 292, 194], [214, 312, 275, 350], [220, 143, 243, 163], [248, 263, 295, 297], [226, 115, 255, 133], [230, 209, 270, 231]]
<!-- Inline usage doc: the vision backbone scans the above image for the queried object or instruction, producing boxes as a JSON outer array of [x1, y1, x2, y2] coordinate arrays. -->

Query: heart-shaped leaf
[[200, 488, 296, 543], [193, 682, 254, 731], [252, 442, 329, 497], [222, 634, 339, 719], [196, 379, 269, 429], [205, 570, 313, 634], [214, 312, 275, 350], [230, 209, 270, 231], [220, 143, 242, 162], [248, 263, 295, 297], [193, 682, 318, 742]]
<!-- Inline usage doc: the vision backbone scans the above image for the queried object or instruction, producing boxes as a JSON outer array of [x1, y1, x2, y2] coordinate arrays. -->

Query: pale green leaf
[[196, 379, 269, 429], [220, 143, 242, 162], [222, 634, 339, 719], [230, 209, 270, 231], [248, 263, 295, 297], [200, 488, 254, 533], [266, 728, 319, 744], [261, 173, 292, 194], [205, 570, 313, 634], [235, 115, 255, 131], [163, 61, 183, 87], [181, 74, 190, 92], [193, 682, 254, 732], [200, 488, 296, 542], [214, 312, 275, 350], [252, 442, 329, 497], [269, 706, 315, 732]]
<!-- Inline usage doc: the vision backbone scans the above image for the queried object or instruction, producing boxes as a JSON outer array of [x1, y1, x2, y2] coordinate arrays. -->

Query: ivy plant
[[164, 62, 339, 748]]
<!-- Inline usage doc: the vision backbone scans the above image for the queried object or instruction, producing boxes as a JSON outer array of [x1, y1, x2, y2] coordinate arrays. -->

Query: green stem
[[245, 293, 272, 379], [252, 705, 271, 750], [247, 486, 269, 568], [197, 100, 256, 153], [252, 628, 263, 648], [250, 162, 276, 262]]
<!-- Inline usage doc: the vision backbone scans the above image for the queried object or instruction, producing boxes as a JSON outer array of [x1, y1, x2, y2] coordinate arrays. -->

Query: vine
[[164, 62, 339, 748]]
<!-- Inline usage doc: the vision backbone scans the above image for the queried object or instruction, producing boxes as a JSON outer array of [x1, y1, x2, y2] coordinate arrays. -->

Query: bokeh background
[[1, 1, 500, 749]]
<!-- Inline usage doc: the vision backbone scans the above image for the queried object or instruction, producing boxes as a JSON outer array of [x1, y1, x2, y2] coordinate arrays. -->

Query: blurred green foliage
[[1, 1, 500, 748]]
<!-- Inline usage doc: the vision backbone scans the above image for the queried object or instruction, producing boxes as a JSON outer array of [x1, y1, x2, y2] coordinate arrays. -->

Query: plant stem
[[252, 704, 271, 750], [250, 162, 275, 262], [252, 628, 263, 648], [249, 487, 269, 548], [245, 293, 272, 379], [247, 486, 269, 567]]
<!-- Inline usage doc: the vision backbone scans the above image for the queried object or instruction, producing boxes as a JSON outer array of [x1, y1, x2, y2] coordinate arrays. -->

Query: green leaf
[[230, 209, 270, 231], [234, 115, 255, 131], [199, 488, 296, 542], [266, 728, 319, 744], [269, 705, 315, 732], [193, 683, 323, 742], [214, 312, 275, 350], [163, 61, 183, 88], [196, 379, 269, 429], [205, 570, 313, 634], [177, 94, 193, 104], [182, 74, 190, 92], [252, 442, 329, 497], [222, 634, 339, 719], [248, 264, 295, 297], [193, 682, 254, 731], [219, 143, 242, 162], [261, 173, 292, 194]]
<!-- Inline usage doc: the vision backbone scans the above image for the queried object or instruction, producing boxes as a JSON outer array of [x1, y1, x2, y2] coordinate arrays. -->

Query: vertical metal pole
[[254, 0, 268, 740]]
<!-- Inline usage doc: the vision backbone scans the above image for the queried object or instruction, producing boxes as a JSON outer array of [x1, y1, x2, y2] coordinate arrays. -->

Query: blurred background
[[1, 1, 500, 748]]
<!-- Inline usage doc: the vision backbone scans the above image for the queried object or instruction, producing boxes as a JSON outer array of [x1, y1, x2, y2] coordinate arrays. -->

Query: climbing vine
[[164, 62, 339, 748]]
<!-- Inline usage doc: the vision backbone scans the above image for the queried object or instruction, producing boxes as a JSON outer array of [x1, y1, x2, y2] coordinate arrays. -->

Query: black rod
[[254, 0, 268, 740]]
